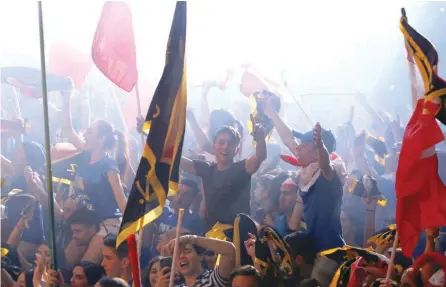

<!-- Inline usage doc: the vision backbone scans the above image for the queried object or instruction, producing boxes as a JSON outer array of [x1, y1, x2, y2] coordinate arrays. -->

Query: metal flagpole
[[37, 1, 58, 269]]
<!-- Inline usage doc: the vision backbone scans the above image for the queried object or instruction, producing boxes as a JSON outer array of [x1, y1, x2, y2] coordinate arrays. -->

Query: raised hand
[[250, 114, 266, 141], [136, 116, 145, 134], [24, 167, 44, 193], [244, 232, 256, 259], [155, 267, 171, 287], [313, 122, 323, 148]]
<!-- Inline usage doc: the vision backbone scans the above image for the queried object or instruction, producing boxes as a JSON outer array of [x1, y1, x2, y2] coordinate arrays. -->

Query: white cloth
[[429, 269, 445, 286], [298, 158, 347, 192]]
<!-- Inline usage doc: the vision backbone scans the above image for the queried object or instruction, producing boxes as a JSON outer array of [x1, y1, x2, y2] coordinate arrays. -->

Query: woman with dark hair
[[70, 261, 105, 287], [181, 120, 267, 232], [142, 256, 163, 287], [1, 136, 49, 259], [61, 92, 130, 264]]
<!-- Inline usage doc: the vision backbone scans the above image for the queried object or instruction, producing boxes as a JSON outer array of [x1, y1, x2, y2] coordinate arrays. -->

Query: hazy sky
[[0, 1, 443, 129]]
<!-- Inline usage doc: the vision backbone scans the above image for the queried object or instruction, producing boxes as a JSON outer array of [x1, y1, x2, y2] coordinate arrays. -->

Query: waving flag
[[117, 2, 187, 247], [240, 64, 281, 98], [0, 67, 73, 98], [49, 42, 93, 88], [92, 2, 138, 92], [396, 11, 446, 257]]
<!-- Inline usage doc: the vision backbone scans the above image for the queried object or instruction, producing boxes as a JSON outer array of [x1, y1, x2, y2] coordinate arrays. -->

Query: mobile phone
[[160, 256, 173, 270]]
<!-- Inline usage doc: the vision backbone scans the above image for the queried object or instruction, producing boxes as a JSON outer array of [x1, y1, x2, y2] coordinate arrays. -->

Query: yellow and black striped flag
[[400, 9, 446, 125], [117, 1, 187, 247]]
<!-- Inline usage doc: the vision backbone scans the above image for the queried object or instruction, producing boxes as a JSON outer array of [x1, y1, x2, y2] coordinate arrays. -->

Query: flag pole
[[37, 1, 58, 270], [134, 83, 146, 151], [134, 83, 146, 268], [110, 84, 129, 133], [169, 208, 184, 287], [402, 8, 419, 110], [384, 7, 413, 286]]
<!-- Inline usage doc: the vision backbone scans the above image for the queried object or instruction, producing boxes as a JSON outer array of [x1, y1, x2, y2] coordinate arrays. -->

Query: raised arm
[[180, 156, 197, 175], [61, 91, 86, 150], [288, 195, 304, 231], [186, 108, 213, 154], [314, 123, 335, 180], [165, 235, 236, 280], [107, 170, 128, 213], [264, 98, 298, 157], [245, 115, 267, 174]]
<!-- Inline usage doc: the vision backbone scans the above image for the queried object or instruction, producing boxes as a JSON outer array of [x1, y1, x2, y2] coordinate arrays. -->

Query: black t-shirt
[[194, 160, 252, 231]]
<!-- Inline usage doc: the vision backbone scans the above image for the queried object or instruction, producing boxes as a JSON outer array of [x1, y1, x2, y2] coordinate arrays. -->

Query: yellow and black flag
[[117, 1, 187, 247], [400, 8, 446, 125]]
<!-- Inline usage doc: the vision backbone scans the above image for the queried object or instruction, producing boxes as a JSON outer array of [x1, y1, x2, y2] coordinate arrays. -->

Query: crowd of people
[[1, 66, 446, 287]]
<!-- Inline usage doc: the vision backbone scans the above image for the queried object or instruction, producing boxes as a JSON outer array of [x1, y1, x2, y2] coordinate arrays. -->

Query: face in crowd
[[101, 245, 129, 278], [279, 179, 297, 213], [295, 141, 317, 167], [176, 243, 203, 277], [213, 128, 240, 165]]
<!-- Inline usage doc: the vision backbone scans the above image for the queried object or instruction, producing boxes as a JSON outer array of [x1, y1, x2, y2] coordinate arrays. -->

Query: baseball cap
[[292, 128, 336, 153]]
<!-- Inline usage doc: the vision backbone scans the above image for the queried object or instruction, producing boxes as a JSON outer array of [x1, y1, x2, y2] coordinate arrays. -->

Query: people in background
[[70, 261, 105, 287], [66, 207, 101, 266]]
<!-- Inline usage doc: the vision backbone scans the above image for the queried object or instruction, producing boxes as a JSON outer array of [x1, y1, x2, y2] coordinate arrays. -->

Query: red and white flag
[[92, 2, 138, 92]]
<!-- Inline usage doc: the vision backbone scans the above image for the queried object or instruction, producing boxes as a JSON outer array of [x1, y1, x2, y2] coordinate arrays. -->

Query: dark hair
[[74, 261, 105, 285], [284, 232, 316, 265], [142, 256, 164, 287], [103, 234, 128, 259], [96, 120, 129, 179], [21, 141, 46, 175], [213, 126, 241, 147], [269, 172, 291, 206], [68, 206, 100, 230], [229, 265, 261, 286], [180, 233, 205, 255], [180, 179, 199, 195], [207, 109, 236, 140], [97, 276, 129, 287]]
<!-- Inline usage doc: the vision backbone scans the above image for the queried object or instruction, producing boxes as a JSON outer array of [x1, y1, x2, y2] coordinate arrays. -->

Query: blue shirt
[[74, 154, 121, 221], [274, 214, 307, 237], [299, 173, 344, 252]]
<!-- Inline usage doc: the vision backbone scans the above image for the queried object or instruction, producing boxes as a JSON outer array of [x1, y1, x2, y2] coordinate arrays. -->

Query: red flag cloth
[[396, 99, 446, 257], [126, 234, 141, 287], [240, 65, 280, 97], [49, 42, 92, 88], [92, 2, 138, 92]]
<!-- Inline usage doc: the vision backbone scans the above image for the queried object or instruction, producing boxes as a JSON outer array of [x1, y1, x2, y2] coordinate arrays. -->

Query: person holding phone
[[153, 257, 174, 287]]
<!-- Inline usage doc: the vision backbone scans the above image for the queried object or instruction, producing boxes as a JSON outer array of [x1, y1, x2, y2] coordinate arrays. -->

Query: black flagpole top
[[401, 8, 406, 17]]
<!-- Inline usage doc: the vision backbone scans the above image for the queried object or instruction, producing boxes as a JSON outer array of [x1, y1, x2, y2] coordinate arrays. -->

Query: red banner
[[49, 42, 92, 88], [92, 2, 138, 92]]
